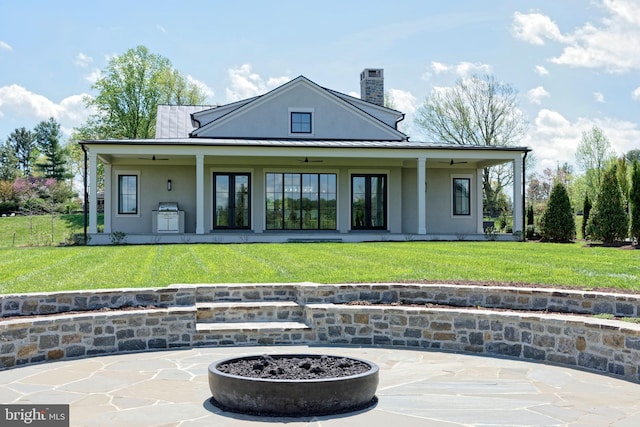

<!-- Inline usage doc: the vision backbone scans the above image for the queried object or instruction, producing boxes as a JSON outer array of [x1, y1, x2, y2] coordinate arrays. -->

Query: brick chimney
[[360, 68, 384, 106]]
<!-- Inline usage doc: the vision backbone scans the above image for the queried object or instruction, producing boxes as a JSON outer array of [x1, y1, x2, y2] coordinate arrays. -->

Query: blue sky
[[1, 0, 639, 175]]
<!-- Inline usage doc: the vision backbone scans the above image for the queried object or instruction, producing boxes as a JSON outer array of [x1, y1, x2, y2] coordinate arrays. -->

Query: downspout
[[522, 150, 528, 241], [81, 143, 88, 244]]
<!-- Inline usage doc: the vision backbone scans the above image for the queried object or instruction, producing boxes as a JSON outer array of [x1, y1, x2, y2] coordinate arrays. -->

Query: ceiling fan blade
[[137, 155, 169, 161]]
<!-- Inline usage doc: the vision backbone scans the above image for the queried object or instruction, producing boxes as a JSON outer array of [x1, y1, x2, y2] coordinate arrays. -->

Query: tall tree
[[575, 126, 615, 198], [83, 45, 207, 139], [630, 160, 640, 246], [0, 140, 20, 180], [34, 118, 70, 180], [414, 74, 527, 215], [6, 127, 37, 175], [159, 68, 207, 105], [626, 149, 640, 164], [586, 164, 628, 244]]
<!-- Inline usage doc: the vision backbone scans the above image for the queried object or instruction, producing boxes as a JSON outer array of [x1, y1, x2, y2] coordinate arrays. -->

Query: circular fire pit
[[208, 354, 379, 417]]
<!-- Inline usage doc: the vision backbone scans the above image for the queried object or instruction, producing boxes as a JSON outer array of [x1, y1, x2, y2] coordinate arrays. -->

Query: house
[[80, 69, 530, 244]]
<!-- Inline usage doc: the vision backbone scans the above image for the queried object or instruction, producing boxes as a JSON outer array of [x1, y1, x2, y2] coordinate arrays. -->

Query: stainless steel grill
[[157, 202, 179, 233]]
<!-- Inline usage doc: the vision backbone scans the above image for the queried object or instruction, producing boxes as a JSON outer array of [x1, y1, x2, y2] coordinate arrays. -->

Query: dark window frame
[[117, 174, 138, 215], [213, 172, 251, 230], [351, 174, 387, 230], [290, 112, 312, 134], [265, 172, 337, 230], [452, 177, 471, 216]]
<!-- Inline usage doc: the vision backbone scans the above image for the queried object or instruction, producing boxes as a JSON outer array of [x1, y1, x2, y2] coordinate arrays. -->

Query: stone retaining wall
[[3, 284, 638, 318], [0, 307, 195, 368], [0, 288, 196, 317], [296, 283, 640, 317], [2, 283, 640, 383], [304, 304, 640, 381]]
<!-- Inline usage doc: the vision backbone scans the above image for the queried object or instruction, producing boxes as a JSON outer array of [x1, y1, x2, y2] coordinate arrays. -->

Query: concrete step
[[196, 301, 305, 323], [195, 321, 311, 334]]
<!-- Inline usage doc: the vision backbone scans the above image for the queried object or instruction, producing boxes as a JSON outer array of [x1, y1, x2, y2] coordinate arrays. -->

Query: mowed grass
[[1, 240, 639, 294], [0, 214, 87, 247]]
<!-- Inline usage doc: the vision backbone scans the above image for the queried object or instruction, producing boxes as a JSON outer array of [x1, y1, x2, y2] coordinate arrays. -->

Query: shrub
[[0, 201, 19, 216], [540, 182, 575, 242], [586, 165, 628, 244]]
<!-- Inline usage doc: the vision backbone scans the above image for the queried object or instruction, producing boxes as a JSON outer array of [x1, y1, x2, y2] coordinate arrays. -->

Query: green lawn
[[1, 240, 639, 294], [0, 214, 87, 247]]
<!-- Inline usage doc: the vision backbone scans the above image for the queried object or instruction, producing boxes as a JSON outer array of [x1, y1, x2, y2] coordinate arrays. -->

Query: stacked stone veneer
[[2, 283, 640, 383]]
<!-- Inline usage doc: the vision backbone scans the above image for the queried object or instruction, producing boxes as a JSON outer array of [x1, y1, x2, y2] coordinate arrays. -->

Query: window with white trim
[[290, 112, 312, 133]]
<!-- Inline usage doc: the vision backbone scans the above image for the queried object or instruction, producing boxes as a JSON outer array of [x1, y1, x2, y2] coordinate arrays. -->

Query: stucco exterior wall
[[426, 168, 477, 235], [110, 165, 197, 234], [197, 85, 400, 140]]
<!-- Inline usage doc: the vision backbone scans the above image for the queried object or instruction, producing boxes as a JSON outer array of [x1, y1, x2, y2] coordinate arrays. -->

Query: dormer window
[[289, 108, 314, 135]]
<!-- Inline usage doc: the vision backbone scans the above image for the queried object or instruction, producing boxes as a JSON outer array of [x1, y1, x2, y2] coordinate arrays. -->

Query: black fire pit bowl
[[208, 354, 379, 417]]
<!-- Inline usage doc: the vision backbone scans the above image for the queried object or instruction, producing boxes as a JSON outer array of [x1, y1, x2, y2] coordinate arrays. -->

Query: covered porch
[[82, 139, 528, 244]]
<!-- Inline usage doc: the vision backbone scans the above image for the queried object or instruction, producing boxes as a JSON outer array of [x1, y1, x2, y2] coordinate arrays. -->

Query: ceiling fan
[[439, 159, 468, 165], [137, 155, 169, 161], [297, 157, 323, 163]]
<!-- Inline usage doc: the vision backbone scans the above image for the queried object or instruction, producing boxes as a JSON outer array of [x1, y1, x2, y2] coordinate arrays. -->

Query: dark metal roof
[[81, 137, 530, 152]]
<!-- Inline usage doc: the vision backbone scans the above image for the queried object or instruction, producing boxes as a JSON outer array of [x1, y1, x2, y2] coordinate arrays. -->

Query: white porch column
[[476, 168, 484, 233], [88, 152, 98, 234], [196, 154, 205, 234], [103, 163, 112, 234], [512, 155, 524, 233], [417, 157, 426, 234]]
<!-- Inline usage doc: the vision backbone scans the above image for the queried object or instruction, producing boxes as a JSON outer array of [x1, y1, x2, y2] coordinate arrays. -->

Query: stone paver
[[1, 345, 640, 426]]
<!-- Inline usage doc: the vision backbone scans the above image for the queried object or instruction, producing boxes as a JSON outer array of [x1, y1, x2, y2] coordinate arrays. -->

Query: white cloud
[[424, 61, 491, 81], [387, 89, 417, 115], [431, 61, 450, 74], [523, 108, 640, 174], [74, 52, 93, 68], [267, 76, 290, 87], [455, 62, 492, 77], [156, 24, 166, 33], [514, 1, 640, 73], [534, 65, 549, 76], [0, 84, 92, 135], [0, 40, 12, 52], [603, 0, 640, 25], [527, 86, 550, 104], [511, 12, 566, 45], [225, 64, 290, 102], [593, 92, 605, 103], [388, 88, 418, 136], [632, 87, 640, 100], [187, 75, 214, 100], [85, 69, 101, 84]]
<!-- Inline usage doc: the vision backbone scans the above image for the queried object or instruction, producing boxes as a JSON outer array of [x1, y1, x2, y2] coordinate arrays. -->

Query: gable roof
[[189, 75, 407, 141]]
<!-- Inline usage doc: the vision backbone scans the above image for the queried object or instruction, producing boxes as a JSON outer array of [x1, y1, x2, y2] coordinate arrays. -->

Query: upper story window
[[291, 112, 312, 133]]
